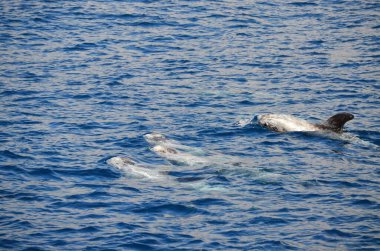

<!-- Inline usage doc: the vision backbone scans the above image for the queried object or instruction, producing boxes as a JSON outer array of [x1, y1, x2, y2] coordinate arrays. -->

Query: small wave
[[55, 167, 119, 179], [254, 240, 299, 250], [132, 203, 207, 216], [54, 226, 100, 234], [119, 242, 155, 251], [63, 42, 99, 51], [0, 150, 34, 160], [99, 13, 148, 20], [0, 90, 40, 97], [0, 238, 22, 250], [191, 198, 231, 207], [49, 201, 112, 210], [65, 191, 111, 200], [323, 229, 357, 238], [0, 219, 34, 229], [27, 167, 61, 180], [351, 199, 378, 208], [289, 2, 318, 7], [249, 216, 289, 225], [0, 191, 45, 202]]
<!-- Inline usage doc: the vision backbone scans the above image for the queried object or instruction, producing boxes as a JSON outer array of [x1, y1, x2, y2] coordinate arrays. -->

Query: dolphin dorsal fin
[[324, 112, 354, 132]]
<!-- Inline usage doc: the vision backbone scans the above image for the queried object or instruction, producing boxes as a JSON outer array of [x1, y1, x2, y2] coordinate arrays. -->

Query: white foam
[[314, 131, 379, 149], [235, 118, 254, 127]]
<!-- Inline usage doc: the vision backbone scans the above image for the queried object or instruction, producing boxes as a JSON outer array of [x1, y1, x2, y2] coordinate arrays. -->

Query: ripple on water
[[0, 0, 379, 250], [132, 203, 209, 217]]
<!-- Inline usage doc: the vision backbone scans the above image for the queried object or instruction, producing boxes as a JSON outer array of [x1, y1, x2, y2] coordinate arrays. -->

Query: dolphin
[[144, 133, 209, 166], [107, 156, 166, 180], [257, 112, 354, 133]]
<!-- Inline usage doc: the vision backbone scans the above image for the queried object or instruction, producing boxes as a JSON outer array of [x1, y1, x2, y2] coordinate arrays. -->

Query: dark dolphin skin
[[316, 112, 354, 132]]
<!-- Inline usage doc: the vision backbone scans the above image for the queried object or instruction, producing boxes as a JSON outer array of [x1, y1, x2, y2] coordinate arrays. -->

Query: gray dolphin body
[[257, 112, 354, 133]]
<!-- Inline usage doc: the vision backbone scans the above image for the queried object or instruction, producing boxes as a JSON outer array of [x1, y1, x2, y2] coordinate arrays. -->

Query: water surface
[[0, 1, 379, 250]]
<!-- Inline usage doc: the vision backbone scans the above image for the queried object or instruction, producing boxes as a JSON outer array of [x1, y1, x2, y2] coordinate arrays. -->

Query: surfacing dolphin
[[257, 112, 354, 133], [107, 156, 166, 180]]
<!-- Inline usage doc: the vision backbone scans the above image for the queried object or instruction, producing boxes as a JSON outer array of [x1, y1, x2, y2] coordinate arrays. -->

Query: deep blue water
[[1, 0, 380, 250]]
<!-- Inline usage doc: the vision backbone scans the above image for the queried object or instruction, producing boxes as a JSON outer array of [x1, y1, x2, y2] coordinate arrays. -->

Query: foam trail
[[323, 132, 379, 149], [298, 129, 379, 149]]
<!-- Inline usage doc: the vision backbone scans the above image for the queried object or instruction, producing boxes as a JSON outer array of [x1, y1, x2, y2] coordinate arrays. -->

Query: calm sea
[[0, 1, 379, 250]]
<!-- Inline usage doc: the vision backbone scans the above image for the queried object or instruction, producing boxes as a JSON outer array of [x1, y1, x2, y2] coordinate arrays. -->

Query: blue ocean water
[[1, 0, 379, 250]]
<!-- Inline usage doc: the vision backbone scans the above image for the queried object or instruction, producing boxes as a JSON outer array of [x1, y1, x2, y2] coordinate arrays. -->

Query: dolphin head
[[144, 133, 167, 144]]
